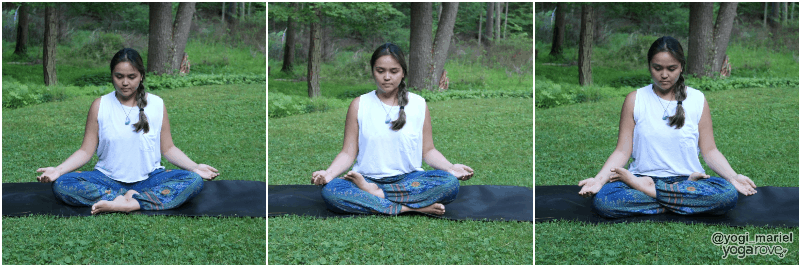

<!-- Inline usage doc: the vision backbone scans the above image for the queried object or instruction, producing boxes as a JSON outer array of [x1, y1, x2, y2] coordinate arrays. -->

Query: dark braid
[[667, 74, 686, 129], [390, 79, 408, 131], [110, 48, 149, 133]]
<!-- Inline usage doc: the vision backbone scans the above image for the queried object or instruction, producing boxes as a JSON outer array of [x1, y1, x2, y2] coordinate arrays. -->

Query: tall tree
[[687, 2, 738, 78], [148, 3, 172, 75], [550, 3, 565, 56], [478, 12, 483, 46], [408, 2, 433, 90], [687, 3, 714, 77], [307, 6, 322, 98], [578, 4, 593, 86], [170, 2, 196, 74], [429, 2, 459, 90], [484, 2, 494, 43], [494, 2, 501, 42], [43, 5, 57, 85], [14, 3, 29, 57], [281, 3, 299, 73], [503, 2, 508, 39]]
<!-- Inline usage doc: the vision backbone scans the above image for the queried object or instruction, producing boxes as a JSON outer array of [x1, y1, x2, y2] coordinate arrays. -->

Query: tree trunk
[[14, 3, 28, 57], [282, 3, 298, 73], [484, 2, 494, 44], [148, 3, 173, 75], [578, 5, 593, 86], [221, 2, 226, 23], [430, 2, 459, 91], [769, 2, 781, 28], [436, 3, 442, 24], [503, 2, 508, 39], [712, 2, 738, 77], [764, 2, 768, 28], [409, 2, 433, 90], [687, 3, 714, 77], [550, 2, 565, 56], [171, 2, 196, 74], [307, 7, 322, 98], [43, 6, 57, 86], [783, 2, 788, 24], [478, 12, 482, 46], [495, 2, 501, 42]]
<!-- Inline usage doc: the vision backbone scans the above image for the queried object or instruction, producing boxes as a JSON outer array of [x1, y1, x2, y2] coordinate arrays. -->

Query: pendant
[[125, 117, 131, 125], [385, 118, 391, 124], [662, 116, 668, 120]]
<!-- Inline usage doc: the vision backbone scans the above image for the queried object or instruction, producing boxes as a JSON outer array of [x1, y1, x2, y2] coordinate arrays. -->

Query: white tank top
[[352, 90, 426, 178], [95, 91, 164, 183], [629, 84, 705, 177]]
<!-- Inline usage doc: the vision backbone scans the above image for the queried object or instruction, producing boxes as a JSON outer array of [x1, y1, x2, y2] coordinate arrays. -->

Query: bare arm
[[697, 99, 757, 195], [160, 104, 219, 180], [36, 98, 100, 182], [312, 97, 360, 185], [421, 104, 473, 180], [579, 91, 636, 196]]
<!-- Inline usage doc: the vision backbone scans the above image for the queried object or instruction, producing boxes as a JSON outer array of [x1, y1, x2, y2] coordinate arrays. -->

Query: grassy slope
[[2, 84, 266, 264], [268, 98, 533, 264], [535, 87, 799, 264]]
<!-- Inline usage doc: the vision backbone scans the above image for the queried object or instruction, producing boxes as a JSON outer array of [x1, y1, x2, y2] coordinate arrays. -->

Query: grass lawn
[[268, 98, 533, 264], [535, 87, 799, 264], [2, 84, 267, 264]]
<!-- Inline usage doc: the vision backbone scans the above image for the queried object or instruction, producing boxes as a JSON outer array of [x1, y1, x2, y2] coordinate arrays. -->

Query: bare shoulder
[[349, 96, 360, 111]]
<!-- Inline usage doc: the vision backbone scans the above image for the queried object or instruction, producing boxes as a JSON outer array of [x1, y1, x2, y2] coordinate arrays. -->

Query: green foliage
[[2, 76, 112, 109], [535, 78, 633, 108], [416, 89, 532, 102], [686, 76, 799, 91], [268, 92, 350, 118], [67, 31, 126, 65]]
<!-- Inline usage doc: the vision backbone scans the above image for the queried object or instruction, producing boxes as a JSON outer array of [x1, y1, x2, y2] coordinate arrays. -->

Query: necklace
[[379, 94, 396, 124], [653, 87, 673, 120], [116, 93, 136, 125]]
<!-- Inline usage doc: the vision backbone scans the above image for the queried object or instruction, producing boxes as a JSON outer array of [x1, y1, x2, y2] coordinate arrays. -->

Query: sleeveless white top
[[95, 91, 165, 183], [352, 90, 426, 178], [629, 84, 705, 177]]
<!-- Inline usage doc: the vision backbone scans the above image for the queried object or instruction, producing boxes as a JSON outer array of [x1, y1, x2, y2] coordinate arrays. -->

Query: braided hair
[[370, 43, 409, 131], [110, 48, 149, 133], [647, 36, 687, 129]]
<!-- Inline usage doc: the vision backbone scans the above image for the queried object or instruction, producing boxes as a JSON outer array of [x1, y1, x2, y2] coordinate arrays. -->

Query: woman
[[311, 43, 474, 216], [36, 48, 219, 215], [577, 36, 757, 218]]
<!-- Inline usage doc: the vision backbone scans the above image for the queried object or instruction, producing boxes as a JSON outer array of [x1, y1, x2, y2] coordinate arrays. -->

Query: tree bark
[[503, 2, 508, 39], [14, 3, 28, 57], [43, 6, 58, 86], [763, 2, 768, 28], [783, 2, 788, 24], [687, 3, 714, 77], [578, 5, 593, 86], [148, 3, 173, 75], [484, 2, 494, 44], [495, 2, 501, 42], [769, 2, 781, 28], [171, 2, 195, 74], [282, 3, 299, 73], [307, 7, 322, 98], [221, 2, 226, 23], [550, 2, 565, 56], [711, 3, 738, 77], [478, 12, 482, 46], [409, 2, 433, 90], [430, 2, 459, 90]]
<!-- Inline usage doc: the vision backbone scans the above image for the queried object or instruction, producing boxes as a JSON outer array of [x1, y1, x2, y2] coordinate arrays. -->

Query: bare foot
[[401, 203, 446, 215], [688, 172, 710, 181], [343, 171, 384, 198], [91, 190, 141, 215], [610, 168, 656, 198]]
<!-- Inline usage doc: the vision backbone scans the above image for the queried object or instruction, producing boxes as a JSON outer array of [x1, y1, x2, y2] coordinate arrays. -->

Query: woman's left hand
[[730, 174, 757, 196], [193, 164, 220, 180], [449, 164, 474, 181]]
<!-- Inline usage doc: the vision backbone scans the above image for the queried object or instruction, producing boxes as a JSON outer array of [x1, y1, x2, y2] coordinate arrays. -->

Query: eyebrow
[[651, 63, 679, 68]]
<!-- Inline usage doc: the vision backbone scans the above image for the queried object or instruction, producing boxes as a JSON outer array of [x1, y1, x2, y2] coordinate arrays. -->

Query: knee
[[320, 179, 344, 203], [592, 195, 621, 218]]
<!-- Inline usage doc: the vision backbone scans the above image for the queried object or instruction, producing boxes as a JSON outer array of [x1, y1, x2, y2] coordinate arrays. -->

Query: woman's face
[[112, 61, 142, 100], [372, 55, 404, 96], [649, 51, 682, 92]]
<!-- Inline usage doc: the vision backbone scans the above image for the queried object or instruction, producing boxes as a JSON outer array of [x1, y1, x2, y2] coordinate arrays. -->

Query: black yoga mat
[[268, 184, 533, 222], [535, 185, 798, 228], [2, 180, 266, 217]]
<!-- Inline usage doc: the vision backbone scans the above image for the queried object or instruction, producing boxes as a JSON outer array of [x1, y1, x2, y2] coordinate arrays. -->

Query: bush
[[535, 78, 633, 109], [2, 77, 112, 109], [268, 92, 350, 118]]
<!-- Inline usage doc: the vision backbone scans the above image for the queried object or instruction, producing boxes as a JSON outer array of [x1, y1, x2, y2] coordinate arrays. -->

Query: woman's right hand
[[36, 167, 61, 183], [578, 177, 604, 198], [311, 170, 334, 185]]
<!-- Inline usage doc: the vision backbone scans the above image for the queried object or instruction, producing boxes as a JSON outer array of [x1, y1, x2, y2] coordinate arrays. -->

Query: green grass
[[2, 84, 266, 264], [535, 87, 799, 264], [268, 98, 533, 264]]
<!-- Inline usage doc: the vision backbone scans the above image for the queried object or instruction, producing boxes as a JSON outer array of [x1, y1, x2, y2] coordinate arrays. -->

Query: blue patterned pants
[[593, 175, 738, 218], [52, 169, 204, 210], [321, 170, 460, 215]]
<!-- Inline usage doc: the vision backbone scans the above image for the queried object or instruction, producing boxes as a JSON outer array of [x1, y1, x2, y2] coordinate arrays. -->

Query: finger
[[464, 166, 474, 172], [209, 166, 219, 173], [36, 168, 45, 173]]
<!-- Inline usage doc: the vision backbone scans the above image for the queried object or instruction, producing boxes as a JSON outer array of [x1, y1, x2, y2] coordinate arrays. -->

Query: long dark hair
[[110, 48, 149, 133], [647, 36, 686, 129], [370, 43, 409, 131]]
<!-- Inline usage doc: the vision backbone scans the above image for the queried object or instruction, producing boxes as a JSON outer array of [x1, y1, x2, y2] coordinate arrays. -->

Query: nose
[[384, 72, 390, 80], [122, 78, 129, 86]]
